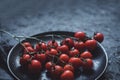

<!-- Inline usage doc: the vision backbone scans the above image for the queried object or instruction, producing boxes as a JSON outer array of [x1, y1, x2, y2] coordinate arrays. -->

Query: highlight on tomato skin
[[19, 31, 104, 80]]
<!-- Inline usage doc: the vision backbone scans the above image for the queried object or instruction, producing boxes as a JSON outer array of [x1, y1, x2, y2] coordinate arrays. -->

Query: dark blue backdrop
[[0, 0, 120, 80]]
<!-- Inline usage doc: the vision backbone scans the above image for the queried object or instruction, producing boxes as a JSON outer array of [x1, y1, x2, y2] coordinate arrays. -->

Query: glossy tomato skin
[[51, 65, 63, 77], [85, 40, 97, 50], [23, 42, 32, 47], [45, 61, 54, 72], [47, 40, 58, 49], [34, 53, 46, 63], [24, 46, 35, 53], [82, 58, 93, 69], [64, 64, 74, 73], [57, 45, 69, 53], [28, 60, 42, 74], [68, 57, 83, 68], [74, 41, 86, 51], [60, 70, 74, 80], [49, 48, 58, 56], [59, 54, 70, 63], [61, 38, 74, 48], [94, 32, 104, 43], [20, 54, 31, 66], [35, 42, 47, 51], [74, 31, 86, 40], [80, 51, 93, 59], [69, 49, 79, 57]]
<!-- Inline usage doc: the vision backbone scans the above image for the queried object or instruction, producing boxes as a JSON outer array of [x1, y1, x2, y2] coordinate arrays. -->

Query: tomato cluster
[[20, 32, 104, 80]]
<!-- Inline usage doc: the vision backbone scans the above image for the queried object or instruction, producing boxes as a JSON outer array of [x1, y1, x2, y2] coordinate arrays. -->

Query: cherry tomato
[[49, 48, 58, 56], [47, 40, 58, 48], [57, 45, 69, 53], [35, 42, 47, 51], [60, 70, 74, 80], [61, 38, 74, 48], [23, 42, 32, 47], [28, 60, 42, 73], [64, 64, 74, 73], [94, 32, 104, 43], [51, 65, 63, 77], [69, 49, 79, 57], [68, 57, 82, 68], [45, 61, 54, 72], [20, 54, 31, 66], [34, 53, 46, 63], [74, 41, 86, 51], [82, 58, 93, 69], [85, 39, 97, 50], [74, 31, 86, 40], [59, 54, 70, 63], [24, 46, 35, 53], [80, 51, 93, 59]]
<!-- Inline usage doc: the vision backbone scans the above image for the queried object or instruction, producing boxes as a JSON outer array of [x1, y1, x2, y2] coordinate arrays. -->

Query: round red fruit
[[74, 41, 86, 51], [64, 64, 74, 73], [59, 54, 70, 63], [85, 40, 97, 50], [74, 31, 86, 40], [24, 46, 35, 53], [69, 49, 79, 57], [68, 57, 82, 68], [45, 62, 54, 72], [82, 58, 93, 69], [28, 60, 42, 73], [60, 70, 74, 80], [49, 48, 58, 56], [23, 42, 32, 47], [94, 32, 104, 43], [34, 53, 46, 63], [57, 45, 69, 53], [61, 38, 74, 48], [47, 40, 58, 48], [20, 54, 31, 66], [51, 65, 63, 77], [80, 51, 93, 59]]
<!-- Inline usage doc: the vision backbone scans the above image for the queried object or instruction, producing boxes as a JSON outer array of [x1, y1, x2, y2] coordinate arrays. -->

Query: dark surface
[[0, 0, 120, 80]]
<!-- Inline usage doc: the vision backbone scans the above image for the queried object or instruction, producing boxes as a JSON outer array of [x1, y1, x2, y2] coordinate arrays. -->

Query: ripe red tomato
[[61, 38, 74, 48], [28, 60, 42, 73], [64, 64, 74, 73], [69, 49, 79, 57], [49, 48, 58, 56], [74, 41, 86, 51], [59, 54, 70, 63], [94, 32, 104, 43], [82, 58, 93, 69], [45, 61, 54, 72], [80, 51, 93, 59], [47, 40, 58, 48], [51, 65, 63, 77], [23, 42, 32, 47], [57, 45, 69, 53], [34, 53, 46, 63], [60, 70, 74, 80], [35, 42, 47, 51], [74, 31, 86, 40], [68, 57, 83, 68], [20, 54, 31, 66], [24, 46, 35, 53], [85, 39, 97, 50]]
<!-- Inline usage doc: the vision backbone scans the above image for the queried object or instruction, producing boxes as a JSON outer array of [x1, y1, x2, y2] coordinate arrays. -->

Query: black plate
[[7, 31, 108, 80]]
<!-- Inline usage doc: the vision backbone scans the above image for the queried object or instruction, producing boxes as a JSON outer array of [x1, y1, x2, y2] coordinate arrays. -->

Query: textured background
[[0, 0, 120, 80]]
